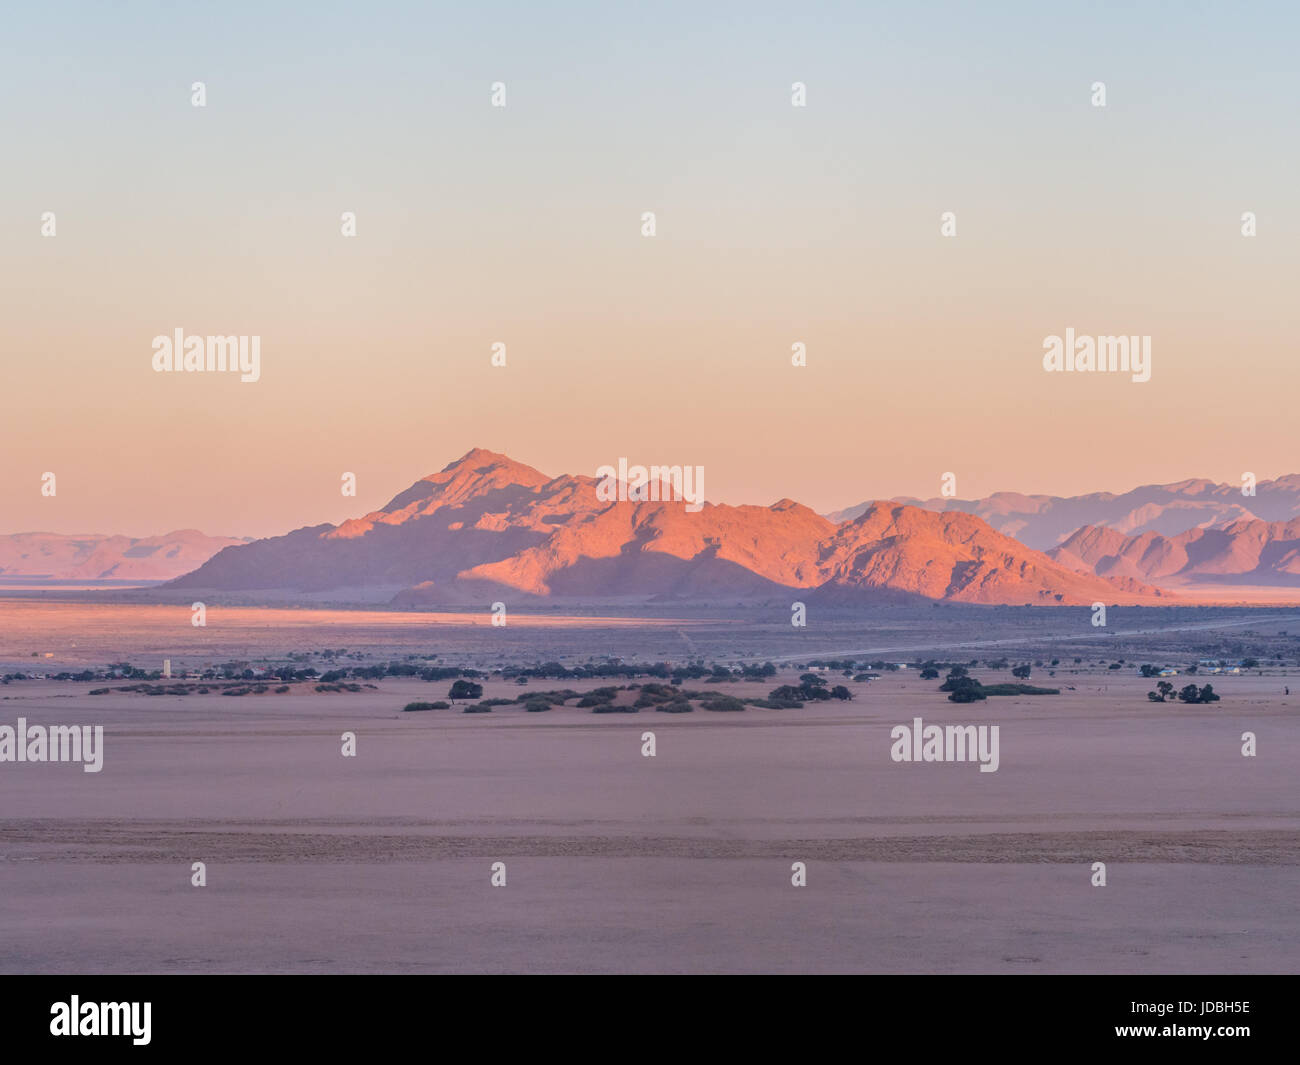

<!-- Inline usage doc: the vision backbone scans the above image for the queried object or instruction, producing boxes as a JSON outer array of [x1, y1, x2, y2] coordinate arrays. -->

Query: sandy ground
[[1, 669, 1296, 973]]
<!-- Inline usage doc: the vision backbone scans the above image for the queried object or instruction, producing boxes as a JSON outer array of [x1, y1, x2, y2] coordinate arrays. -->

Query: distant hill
[[827, 476, 1300, 550], [0, 530, 248, 580], [170, 448, 1165, 606], [1049, 518, 1300, 590]]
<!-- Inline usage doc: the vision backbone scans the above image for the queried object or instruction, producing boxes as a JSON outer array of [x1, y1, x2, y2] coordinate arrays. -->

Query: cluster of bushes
[[494, 660, 783, 684], [937, 668, 1058, 703], [460, 698, 518, 713], [632, 683, 698, 710], [700, 695, 746, 712], [402, 701, 450, 712], [521, 689, 578, 712], [104, 682, 196, 696], [1148, 682, 1221, 704], [765, 675, 853, 707]]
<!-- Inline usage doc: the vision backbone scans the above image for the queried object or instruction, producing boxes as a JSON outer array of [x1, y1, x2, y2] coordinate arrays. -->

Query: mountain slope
[[171, 449, 1165, 605]]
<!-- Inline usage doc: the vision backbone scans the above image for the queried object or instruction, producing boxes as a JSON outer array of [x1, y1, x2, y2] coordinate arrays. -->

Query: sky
[[2, 1, 1297, 537]]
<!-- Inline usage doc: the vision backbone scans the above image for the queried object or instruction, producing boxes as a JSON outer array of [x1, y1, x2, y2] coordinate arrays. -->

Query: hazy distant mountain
[[171, 449, 1164, 605], [827, 476, 1300, 550], [1049, 518, 1300, 589], [0, 529, 247, 580]]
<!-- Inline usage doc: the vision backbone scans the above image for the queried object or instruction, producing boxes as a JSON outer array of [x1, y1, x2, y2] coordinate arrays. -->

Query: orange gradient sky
[[3, 2, 1297, 537]]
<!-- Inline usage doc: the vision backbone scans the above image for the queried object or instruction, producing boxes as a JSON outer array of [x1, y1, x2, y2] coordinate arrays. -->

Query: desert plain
[[0, 597, 1297, 973]]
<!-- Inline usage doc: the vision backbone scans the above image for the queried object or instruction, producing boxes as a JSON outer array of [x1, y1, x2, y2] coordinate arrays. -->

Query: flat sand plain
[[2, 649, 1297, 973]]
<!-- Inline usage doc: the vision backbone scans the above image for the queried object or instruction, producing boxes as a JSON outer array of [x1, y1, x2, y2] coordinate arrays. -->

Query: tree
[[449, 679, 483, 701], [945, 676, 986, 702], [919, 667, 940, 680], [829, 685, 852, 701], [1012, 665, 1031, 680]]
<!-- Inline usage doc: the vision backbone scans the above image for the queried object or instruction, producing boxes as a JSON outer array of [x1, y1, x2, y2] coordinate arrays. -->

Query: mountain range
[[828, 476, 1300, 551], [1048, 518, 1300, 590], [0, 530, 247, 581], [168, 449, 1164, 605], [10, 455, 1299, 603]]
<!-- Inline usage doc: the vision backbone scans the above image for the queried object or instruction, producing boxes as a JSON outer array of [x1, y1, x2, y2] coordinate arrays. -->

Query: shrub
[[701, 696, 746, 712], [403, 701, 441, 712], [980, 683, 1058, 696], [449, 680, 484, 701]]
